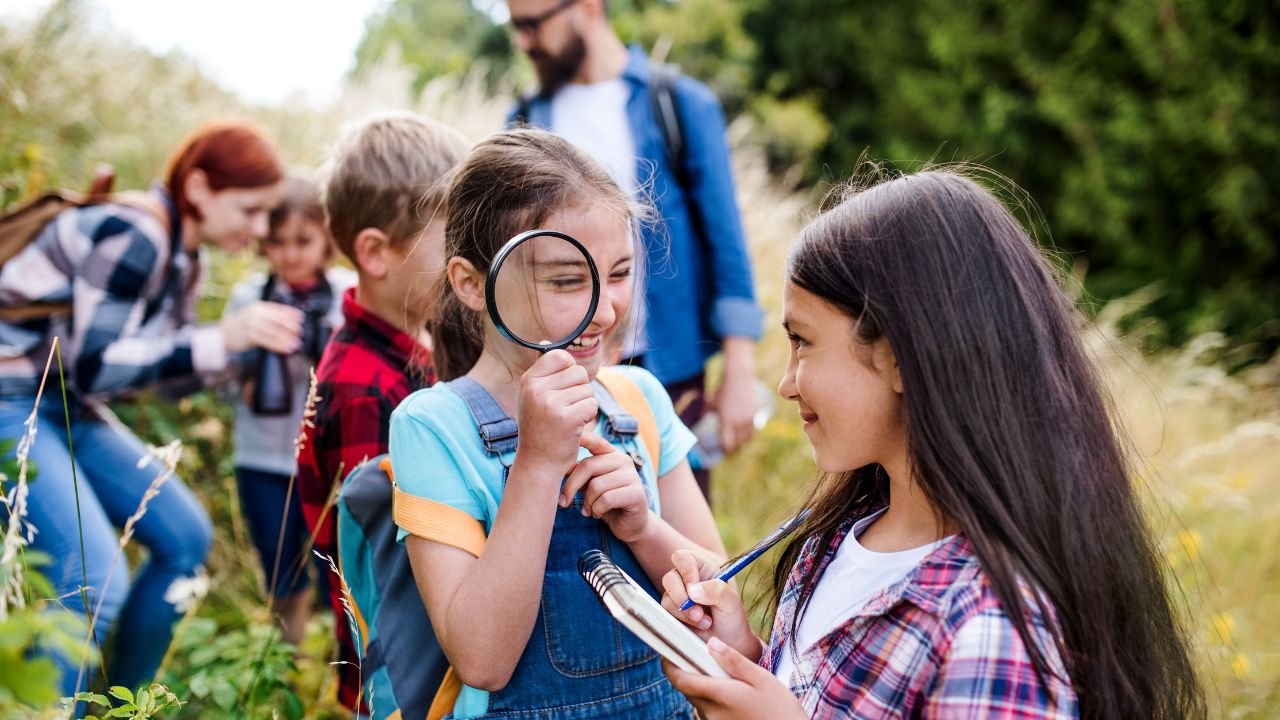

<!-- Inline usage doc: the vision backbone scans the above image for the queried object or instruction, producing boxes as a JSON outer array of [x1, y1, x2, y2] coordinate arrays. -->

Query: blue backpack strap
[[447, 377, 519, 457]]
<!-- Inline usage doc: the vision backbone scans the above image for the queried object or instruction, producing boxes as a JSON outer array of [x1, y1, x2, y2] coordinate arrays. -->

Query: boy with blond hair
[[296, 113, 468, 713]]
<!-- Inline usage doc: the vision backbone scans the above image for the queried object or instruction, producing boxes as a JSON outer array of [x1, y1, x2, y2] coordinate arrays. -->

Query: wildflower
[[1225, 471, 1253, 490], [1176, 530, 1202, 562], [1210, 612, 1235, 644], [1231, 654, 1249, 678], [162, 569, 210, 614]]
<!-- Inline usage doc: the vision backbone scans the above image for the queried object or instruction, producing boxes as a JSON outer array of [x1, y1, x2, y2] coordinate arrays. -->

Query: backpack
[[0, 167, 168, 323], [335, 367, 661, 720]]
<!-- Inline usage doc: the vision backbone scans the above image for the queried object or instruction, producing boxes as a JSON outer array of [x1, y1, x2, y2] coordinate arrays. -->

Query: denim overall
[[447, 377, 695, 720]]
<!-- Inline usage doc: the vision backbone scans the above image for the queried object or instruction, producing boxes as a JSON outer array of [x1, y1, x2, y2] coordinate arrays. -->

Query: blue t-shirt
[[389, 364, 697, 717], [391, 364, 695, 535]]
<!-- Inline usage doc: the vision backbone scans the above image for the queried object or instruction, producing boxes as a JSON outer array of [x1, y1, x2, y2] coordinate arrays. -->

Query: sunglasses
[[509, 0, 578, 36]]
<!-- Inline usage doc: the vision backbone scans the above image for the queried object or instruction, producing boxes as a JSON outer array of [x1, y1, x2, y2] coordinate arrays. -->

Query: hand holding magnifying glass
[[488, 229, 605, 474]]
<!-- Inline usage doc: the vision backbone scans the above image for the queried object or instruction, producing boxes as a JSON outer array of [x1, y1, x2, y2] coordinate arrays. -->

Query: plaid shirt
[[0, 187, 223, 399], [762, 515, 1078, 719], [296, 286, 433, 711]]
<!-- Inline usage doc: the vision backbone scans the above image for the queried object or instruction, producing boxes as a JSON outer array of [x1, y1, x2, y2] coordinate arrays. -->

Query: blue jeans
[[236, 466, 326, 599], [0, 394, 212, 695]]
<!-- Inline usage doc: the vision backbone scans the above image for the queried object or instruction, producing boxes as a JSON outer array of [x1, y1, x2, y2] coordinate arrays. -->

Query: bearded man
[[505, 0, 764, 501]]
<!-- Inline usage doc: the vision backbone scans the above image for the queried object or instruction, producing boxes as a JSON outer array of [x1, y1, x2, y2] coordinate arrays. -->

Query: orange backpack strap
[[595, 367, 662, 474], [427, 668, 463, 720], [386, 457, 487, 559]]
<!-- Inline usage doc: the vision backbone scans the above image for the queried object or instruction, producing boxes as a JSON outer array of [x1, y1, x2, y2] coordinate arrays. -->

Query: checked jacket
[[761, 516, 1079, 719], [295, 286, 433, 712]]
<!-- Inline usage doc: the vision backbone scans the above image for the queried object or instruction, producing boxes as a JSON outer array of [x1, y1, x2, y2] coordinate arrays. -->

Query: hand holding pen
[[678, 509, 811, 612]]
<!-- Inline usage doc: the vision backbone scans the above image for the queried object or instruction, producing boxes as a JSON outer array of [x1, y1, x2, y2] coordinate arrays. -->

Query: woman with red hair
[[0, 121, 301, 695]]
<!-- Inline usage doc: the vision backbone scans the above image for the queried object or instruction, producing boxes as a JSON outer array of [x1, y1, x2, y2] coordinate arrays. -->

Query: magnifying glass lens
[[490, 231, 598, 351]]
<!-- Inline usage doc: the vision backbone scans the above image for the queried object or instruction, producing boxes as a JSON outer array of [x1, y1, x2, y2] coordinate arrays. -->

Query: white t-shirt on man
[[551, 78, 638, 198], [551, 78, 648, 355]]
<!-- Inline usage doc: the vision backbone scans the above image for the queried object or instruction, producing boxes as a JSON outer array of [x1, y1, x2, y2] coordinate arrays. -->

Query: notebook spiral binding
[[578, 549, 627, 606]]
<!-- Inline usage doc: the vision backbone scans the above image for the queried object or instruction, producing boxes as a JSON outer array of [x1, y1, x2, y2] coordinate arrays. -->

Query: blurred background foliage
[[5, 0, 1277, 356], [0, 0, 1278, 717], [355, 0, 1280, 356]]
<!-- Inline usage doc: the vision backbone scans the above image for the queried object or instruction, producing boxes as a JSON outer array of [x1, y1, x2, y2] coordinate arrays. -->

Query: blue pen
[[679, 508, 811, 612]]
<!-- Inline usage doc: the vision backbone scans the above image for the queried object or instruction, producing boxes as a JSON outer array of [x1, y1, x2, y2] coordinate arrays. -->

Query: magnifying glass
[[486, 229, 601, 352]]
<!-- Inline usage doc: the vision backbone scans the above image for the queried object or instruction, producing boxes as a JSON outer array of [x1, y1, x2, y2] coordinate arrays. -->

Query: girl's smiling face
[[488, 204, 635, 380], [779, 281, 907, 475], [262, 212, 330, 288]]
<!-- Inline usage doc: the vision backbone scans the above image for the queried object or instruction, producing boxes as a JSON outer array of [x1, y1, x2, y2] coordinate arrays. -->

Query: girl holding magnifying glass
[[388, 129, 724, 719]]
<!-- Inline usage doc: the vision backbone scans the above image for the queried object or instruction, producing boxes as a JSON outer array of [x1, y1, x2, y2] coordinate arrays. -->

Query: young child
[[389, 129, 726, 719], [224, 174, 353, 648], [661, 170, 1205, 719], [295, 113, 470, 713]]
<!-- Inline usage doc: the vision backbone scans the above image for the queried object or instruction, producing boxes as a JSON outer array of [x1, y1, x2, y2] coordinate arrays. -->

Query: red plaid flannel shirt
[[762, 514, 1078, 718], [296, 287, 433, 711]]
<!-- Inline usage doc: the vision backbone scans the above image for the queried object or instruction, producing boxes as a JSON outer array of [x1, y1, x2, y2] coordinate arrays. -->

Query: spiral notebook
[[578, 550, 728, 678]]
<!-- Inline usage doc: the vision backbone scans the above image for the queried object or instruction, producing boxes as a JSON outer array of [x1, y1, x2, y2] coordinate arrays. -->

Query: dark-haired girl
[[662, 170, 1204, 719]]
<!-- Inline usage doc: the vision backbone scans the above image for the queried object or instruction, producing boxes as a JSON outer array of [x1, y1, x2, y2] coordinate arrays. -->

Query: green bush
[[743, 0, 1280, 350]]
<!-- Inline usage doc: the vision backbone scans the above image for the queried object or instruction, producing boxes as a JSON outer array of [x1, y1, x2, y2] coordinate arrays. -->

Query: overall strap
[[595, 367, 662, 470], [446, 377, 519, 456], [445, 376, 644, 465], [591, 379, 646, 472], [591, 379, 640, 442]]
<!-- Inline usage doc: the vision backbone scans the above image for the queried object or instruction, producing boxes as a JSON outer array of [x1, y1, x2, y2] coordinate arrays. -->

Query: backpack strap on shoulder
[[648, 61, 686, 179], [513, 92, 536, 127], [595, 367, 663, 475], [446, 376, 519, 457], [591, 378, 641, 443]]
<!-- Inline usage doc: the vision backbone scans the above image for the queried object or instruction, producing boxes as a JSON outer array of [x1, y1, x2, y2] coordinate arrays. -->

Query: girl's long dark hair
[[773, 169, 1203, 719]]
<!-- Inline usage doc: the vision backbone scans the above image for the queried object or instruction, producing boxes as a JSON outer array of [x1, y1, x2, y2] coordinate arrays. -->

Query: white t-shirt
[[773, 510, 952, 685], [550, 78, 648, 356], [550, 78, 638, 198]]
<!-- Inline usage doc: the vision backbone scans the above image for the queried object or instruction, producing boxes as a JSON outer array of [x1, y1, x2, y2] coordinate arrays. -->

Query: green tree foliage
[[612, 0, 756, 110], [611, 0, 832, 172], [743, 0, 1280, 348], [0, 0, 241, 207], [352, 0, 516, 94]]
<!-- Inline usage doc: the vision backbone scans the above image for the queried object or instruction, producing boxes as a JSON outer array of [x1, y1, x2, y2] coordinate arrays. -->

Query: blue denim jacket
[[508, 46, 763, 386]]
